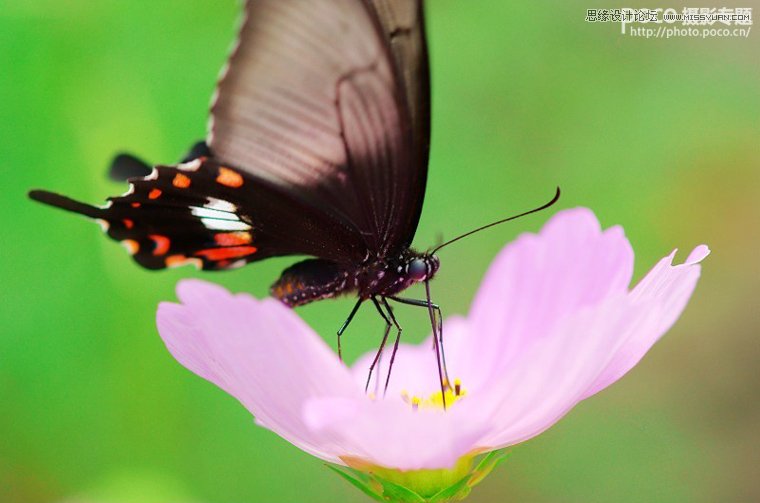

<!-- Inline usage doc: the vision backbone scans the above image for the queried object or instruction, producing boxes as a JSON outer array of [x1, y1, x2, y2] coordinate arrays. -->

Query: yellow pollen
[[402, 378, 467, 410]]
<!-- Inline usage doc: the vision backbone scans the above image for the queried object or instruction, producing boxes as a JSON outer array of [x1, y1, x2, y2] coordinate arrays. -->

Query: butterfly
[[29, 0, 558, 403]]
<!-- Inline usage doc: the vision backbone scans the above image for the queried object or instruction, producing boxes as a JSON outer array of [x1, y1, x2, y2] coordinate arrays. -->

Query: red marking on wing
[[172, 173, 191, 188], [149, 234, 171, 256], [148, 188, 162, 199], [216, 167, 244, 188], [122, 218, 134, 229], [214, 232, 252, 246], [131, 202, 141, 208], [195, 246, 257, 261]]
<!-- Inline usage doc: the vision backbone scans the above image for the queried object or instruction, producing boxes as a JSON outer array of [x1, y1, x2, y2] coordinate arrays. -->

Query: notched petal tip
[[581, 242, 709, 400], [686, 244, 710, 265], [666, 244, 710, 267]]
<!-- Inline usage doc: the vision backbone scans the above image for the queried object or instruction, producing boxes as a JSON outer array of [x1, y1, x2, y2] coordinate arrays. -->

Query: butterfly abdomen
[[271, 259, 355, 307]]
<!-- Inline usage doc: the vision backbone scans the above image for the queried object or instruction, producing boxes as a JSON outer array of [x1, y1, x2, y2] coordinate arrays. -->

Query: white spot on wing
[[200, 219, 251, 231], [191, 206, 236, 220], [178, 159, 202, 172], [205, 197, 237, 213], [191, 205, 250, 231], [119, 184, 135, 197], [144, 169, 159, 181]]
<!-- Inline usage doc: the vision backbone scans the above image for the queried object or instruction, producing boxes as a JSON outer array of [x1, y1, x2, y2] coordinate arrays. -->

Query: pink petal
[[456, 208, 634, 389], [686, 244, 710, 264], [157, 279, 362, 463], [476, 294, 653, 448], [581, 245, 709, 398], [302, 395, 490, 470], [294, 318, 492, 470]]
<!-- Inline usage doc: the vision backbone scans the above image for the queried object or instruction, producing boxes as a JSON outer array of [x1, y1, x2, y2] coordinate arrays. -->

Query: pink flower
[[157, 208, 707, 498]]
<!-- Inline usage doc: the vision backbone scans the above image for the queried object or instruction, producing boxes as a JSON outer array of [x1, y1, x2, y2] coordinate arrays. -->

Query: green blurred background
[[2, 1, 758, 502]]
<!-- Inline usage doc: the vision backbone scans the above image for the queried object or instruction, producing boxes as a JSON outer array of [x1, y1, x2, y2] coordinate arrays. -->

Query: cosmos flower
[[157, 208, 708, 502]]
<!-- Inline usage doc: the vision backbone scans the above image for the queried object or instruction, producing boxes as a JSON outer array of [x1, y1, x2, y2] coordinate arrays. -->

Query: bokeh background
[[2, 1, 758, 502]]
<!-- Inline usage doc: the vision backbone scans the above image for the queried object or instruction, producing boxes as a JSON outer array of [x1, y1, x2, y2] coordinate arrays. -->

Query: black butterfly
[[30, 0, 558, 402]]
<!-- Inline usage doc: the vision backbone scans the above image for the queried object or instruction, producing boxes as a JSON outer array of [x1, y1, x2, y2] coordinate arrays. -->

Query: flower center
[[401, 378, 466, 410]]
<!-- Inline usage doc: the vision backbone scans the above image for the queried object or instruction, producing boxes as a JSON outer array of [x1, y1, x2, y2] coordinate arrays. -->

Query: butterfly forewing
[[209, 0, 429, 258], [369, 0, 430, 173]]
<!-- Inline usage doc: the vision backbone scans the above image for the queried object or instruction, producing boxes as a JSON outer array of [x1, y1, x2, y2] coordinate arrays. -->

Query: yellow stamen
[[403, 378, 467, 410]]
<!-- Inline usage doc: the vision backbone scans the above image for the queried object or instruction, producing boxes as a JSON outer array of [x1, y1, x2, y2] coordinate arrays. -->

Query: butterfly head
[[406, 254, 439, 282]]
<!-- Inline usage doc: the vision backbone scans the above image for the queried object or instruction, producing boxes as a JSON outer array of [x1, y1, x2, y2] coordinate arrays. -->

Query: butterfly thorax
[[271, 250, 439, 307], [355, 249, 439, 299]]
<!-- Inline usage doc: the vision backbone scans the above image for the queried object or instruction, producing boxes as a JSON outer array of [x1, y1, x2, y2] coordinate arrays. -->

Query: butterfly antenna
[[431, 186, 560, 254]]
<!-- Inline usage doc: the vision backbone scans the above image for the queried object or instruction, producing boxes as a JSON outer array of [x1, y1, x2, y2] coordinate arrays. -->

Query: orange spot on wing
[[121, 239, 139, 255], [194, 246, 257, 261], [165, 254, 202, 269], [165, 254, 186, 267], [122, 218, 134, 229], [131, 202, 141, 208], [149, 234, 171, 256], [214, 232, 252, 246], [148, 188, 162, 199], [172, 173, 191, 188], [216, 167, 244, 188]]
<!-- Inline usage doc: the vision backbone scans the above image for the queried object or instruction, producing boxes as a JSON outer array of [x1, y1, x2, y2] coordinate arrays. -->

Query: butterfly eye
[[407, 258, 428, 281]]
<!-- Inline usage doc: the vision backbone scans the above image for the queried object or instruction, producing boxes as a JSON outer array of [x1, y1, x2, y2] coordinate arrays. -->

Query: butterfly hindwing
[[30, 158, 368, 270]]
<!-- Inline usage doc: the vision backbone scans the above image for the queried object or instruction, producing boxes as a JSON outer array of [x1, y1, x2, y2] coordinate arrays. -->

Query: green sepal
[[467, 449, 511, 487], [324, 464, 385, 502], [427, 473, 472, 502], [326, 449, 510, 503], [375, 478, 428, 502]]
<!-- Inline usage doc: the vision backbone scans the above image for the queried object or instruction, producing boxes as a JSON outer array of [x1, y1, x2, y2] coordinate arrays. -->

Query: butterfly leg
[[387, 295, 448, 380], [365, 297, 392, 393], [337, 298, 364, 362], [387, 296, 443, 336], [380, 297, 403, 395], [388, 292, 450, 409]]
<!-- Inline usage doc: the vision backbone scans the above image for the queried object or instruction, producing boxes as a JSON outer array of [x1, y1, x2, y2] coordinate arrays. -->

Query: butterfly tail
[[28, 190, 105, 219]]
